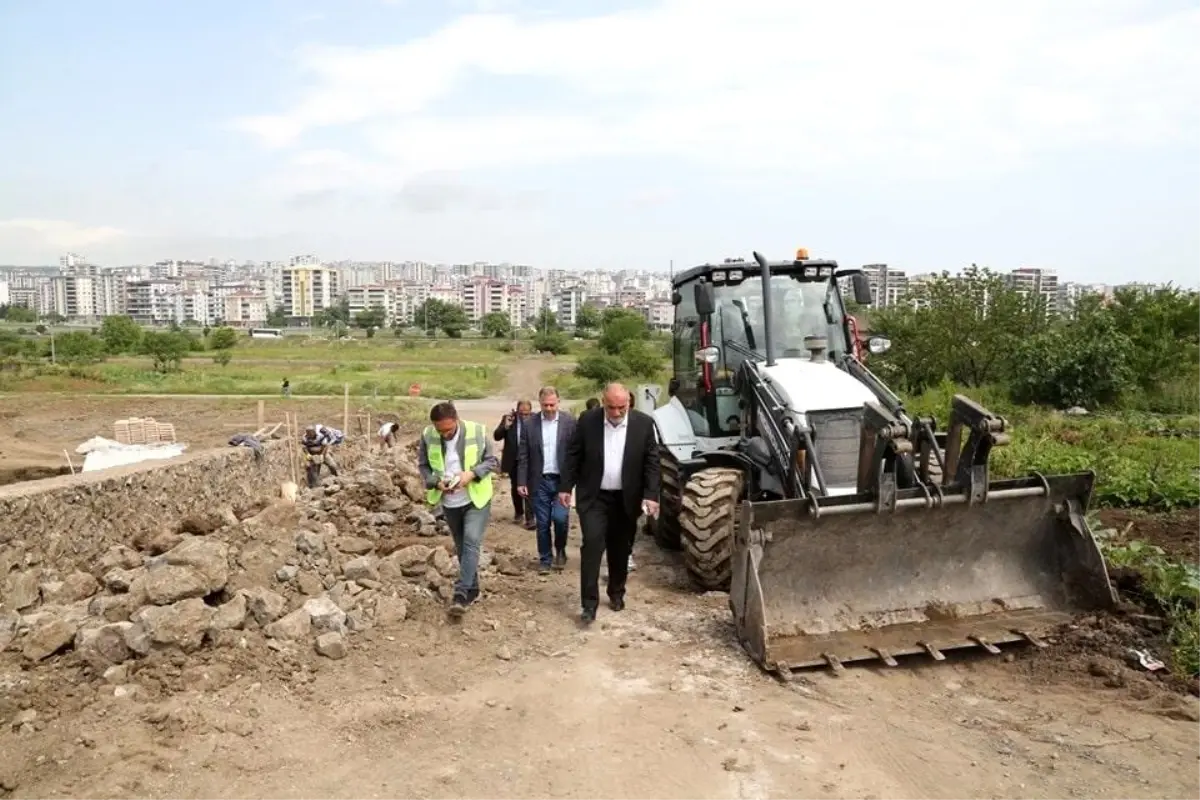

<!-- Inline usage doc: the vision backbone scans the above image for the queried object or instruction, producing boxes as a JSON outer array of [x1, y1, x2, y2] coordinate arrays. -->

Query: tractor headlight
[[868, 336, 892, 355], [695, 346, 720, 364]]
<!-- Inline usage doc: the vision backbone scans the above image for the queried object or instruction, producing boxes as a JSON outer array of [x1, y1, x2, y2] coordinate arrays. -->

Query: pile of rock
[[0, 446, 474, 680]]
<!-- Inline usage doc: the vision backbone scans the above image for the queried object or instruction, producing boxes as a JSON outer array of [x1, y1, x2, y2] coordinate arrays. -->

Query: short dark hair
[[430, 401, 458, 422], [585, 397, 600, 410]]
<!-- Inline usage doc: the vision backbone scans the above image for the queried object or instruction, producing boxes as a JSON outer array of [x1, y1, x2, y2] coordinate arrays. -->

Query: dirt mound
[[1097, 508, 1199, 564], [0, 441, 476, 732]]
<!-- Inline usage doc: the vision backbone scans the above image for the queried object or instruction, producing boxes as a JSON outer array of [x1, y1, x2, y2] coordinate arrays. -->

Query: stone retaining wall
[[0, 440, 366, 607]]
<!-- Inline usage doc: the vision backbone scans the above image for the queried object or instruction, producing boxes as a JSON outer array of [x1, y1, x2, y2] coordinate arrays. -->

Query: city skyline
[[1, 1, 1197, 284]]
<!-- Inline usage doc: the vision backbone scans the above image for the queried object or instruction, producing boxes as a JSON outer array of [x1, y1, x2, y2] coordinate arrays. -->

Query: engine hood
[[758, 358, 876, 414]]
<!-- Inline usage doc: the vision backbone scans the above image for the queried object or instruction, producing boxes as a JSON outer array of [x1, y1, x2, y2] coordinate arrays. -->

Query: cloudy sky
[[1, 0, 1197, 284]]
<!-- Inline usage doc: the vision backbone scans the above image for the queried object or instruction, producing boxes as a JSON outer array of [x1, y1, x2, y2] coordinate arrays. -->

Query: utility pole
[[49, 328, 56, 365]]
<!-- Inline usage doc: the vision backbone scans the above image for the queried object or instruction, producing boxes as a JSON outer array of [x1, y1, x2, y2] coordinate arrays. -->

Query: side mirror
[[671, 291, 682, 306], [852, 273, 873, 306], [868, 336, 891, 355], [694, 281, 715, 316]]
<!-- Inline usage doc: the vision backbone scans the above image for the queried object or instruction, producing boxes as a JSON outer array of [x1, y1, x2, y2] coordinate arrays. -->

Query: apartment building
[[460, 278, 511, 324], [645, 301, 673, 331], [222, 293, 269, 327], [281, 265, 338, 319], [50, 275, 97, 319], [126, 279, 180, 325], [859, 264, 908, 308], [557, 285, 587, 327], [0, 281, 9, 307], [346, 285, 398, 326], [1008, 267, 1059, 315]]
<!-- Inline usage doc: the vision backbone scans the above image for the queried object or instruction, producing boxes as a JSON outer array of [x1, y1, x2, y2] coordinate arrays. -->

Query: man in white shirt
[[559, 383, 660, 624], [517, 387, 577, 572]]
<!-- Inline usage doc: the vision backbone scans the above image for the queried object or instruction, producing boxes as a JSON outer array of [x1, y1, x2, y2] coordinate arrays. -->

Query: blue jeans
[[441, 501, 491, 601], [533, 474, 570, 565]]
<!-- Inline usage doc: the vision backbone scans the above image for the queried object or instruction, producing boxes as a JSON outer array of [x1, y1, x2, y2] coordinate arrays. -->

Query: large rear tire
[[679, 467, 742, 592], [647, 445, 684, 550]]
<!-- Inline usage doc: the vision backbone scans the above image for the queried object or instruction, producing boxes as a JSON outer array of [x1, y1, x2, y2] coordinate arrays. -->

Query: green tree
[[872, 265, 1046, 392], [618, 339, 663, 379], [574, 303, 602, 333], [315, 297, 351, 328], [413, 299, 469, 338], [208, 326, 239, 350], [1009, 313, 1136, 409], [53, 331, 106, 365], [99, 315, 144, 354], [266, 304, 288, 327], [575, 353, 626, 386], [597, 308, 649, 356], [531, 331, 571, 355], [1, 304, 37, 323], [529, 307, 559, 333], [354, 305, 388, 338], [1102, 286, 1200, 394], [481, 312, 513, 339], [141, 331, 191, 373]]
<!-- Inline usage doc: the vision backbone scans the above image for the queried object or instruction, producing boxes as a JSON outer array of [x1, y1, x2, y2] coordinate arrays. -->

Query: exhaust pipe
[[751, 251, 776, 367], [805, 335, 827, 363]]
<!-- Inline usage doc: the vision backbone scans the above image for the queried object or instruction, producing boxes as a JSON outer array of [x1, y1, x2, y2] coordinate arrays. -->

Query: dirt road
[[4, 479, 1197, 800]]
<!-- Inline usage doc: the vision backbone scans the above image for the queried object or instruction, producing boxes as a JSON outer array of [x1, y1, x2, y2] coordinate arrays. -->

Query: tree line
[[870, 267, 1199, 413]]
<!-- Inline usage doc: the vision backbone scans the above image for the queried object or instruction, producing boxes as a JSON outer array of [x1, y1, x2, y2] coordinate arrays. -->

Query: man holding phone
[[494, 399, 533, 528], [417, 401, 499, 619]]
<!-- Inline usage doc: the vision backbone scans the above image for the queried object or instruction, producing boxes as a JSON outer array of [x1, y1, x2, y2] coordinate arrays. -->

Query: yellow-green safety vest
[[422, 420, 494, 509]]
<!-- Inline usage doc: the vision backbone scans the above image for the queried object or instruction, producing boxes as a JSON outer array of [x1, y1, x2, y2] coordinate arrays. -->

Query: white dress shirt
[[541, 413, 559, 474], [600, 414, 628, 491], [441, 427, 470, 509]]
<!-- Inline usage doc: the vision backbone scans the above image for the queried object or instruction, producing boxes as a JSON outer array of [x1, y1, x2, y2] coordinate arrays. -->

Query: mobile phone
[[443, 474, 462, 490]]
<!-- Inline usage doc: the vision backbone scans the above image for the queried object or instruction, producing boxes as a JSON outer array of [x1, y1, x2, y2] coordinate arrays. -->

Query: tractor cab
[[666, 250, 878, 440]]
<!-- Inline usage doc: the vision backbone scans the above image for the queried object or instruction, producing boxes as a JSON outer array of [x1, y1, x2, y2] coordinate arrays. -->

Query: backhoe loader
[[637, 249, 1116, 675]]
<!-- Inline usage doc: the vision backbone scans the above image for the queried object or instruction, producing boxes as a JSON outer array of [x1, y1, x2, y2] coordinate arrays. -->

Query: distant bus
[[248, 327, 284, 339]]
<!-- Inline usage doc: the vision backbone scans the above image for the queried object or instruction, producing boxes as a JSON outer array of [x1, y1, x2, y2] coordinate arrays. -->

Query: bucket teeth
[[1013, 629, 1049, 648], [919, 641, 946, 661], [822, 653, 845, 674], [871, 648, 899, 667], [969, 635, 1002, 655]]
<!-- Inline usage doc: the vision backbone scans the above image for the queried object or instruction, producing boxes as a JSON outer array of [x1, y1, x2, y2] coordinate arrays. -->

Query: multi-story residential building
[[222, 293, 269, 327], [859, 264, 908, 308], [126, 279, 179, 325], [281, 266, 338, 319], [0, 280, 9, 307], [557, 285, 587, 328], [1008, 267, 1059, 315], [460, 278, 512, 324], [346, 285, 397, 326], [50, 275, 97, 319], [645, 301, 673, 331]]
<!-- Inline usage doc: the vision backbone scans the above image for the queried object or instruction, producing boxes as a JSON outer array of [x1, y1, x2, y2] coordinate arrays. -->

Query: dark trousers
[[579, 490, 636, 612], [509, 481, 527, 519], [533, 474, 570, 565]]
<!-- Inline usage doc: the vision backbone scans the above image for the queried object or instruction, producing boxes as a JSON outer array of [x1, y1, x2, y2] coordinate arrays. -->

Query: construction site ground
[[2, 367, 1198, 799]]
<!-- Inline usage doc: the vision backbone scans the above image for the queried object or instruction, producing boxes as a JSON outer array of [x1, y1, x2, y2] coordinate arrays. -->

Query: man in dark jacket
[[517, 386, 577, 572], [494, 399, 533, 528]]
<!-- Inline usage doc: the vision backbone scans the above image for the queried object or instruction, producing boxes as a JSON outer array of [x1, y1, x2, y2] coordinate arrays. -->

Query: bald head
[[601, 382, 631, 424]]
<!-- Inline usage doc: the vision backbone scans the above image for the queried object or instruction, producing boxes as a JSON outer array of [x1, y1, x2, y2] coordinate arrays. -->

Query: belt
[[543, 472, 559, 479]]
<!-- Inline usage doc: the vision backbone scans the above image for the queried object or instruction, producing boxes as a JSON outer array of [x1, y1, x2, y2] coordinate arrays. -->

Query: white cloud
[[0, 218, 129, 250], [237, 0, 1200, 191]]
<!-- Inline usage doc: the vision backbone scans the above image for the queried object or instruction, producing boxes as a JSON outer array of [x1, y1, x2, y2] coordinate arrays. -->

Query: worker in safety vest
[[416, 401, 500, 619]]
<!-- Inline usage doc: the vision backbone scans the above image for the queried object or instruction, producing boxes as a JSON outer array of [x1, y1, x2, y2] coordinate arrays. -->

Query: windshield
[[711, 274, 850, 367]]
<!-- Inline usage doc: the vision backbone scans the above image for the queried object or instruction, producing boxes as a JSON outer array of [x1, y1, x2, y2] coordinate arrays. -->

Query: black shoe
[[553, 550, 567, 569], [609, 596, 625, 612], [448, 596, 468, 620], [466, 587, 481, 604], [580, 608, 596, 625], [538, 562, 552, 574], [524, 520, 536, 531]]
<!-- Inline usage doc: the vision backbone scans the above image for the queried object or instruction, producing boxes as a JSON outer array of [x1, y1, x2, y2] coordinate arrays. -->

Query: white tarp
[[75, 436, 188, 473]]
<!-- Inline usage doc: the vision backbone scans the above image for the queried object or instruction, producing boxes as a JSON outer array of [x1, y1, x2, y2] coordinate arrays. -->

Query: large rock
[[162, 537, 229, 590], [139, 565, 211, 605], [75, 622, 135, 671], [209, 594, 247, 631], [243, 587, 287, 625], [431, 548, 457, 578], [333, 536, 374, 555], [303, 595, 347, 633], [295, 530, 325, 554], [99, 545, 142, 571], [103, 568, 138, 593], [314, 631, 347, 659], [0, 610, 21, 652], [4, 570, 40, 611], [23, 616, 78, 661], [131, 598, 213, 652], [89, 593, 141, 622], [264, 607, 310, 640], [56, 571, 100, 603], [381, 545, 432, 580], [343, 556, 380, 582]]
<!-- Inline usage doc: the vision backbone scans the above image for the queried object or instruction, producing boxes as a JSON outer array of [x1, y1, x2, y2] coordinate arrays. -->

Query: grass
[[0, 360, 504, 399]]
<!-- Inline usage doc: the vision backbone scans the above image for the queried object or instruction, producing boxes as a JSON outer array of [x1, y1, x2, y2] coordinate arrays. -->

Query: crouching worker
[[417, 401, 499, 619], [301, 423, 343, 488]]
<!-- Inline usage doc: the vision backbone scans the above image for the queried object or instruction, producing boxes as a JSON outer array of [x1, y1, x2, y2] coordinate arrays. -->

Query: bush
[[1009, 315, 1136, 409], [574, 353, 626, 385], [532, 332, 570, 355], [618, 339, 661, 379]]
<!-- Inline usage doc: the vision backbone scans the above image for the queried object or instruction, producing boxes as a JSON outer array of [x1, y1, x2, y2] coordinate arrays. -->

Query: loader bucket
[[729, 472, 1117, 673]]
